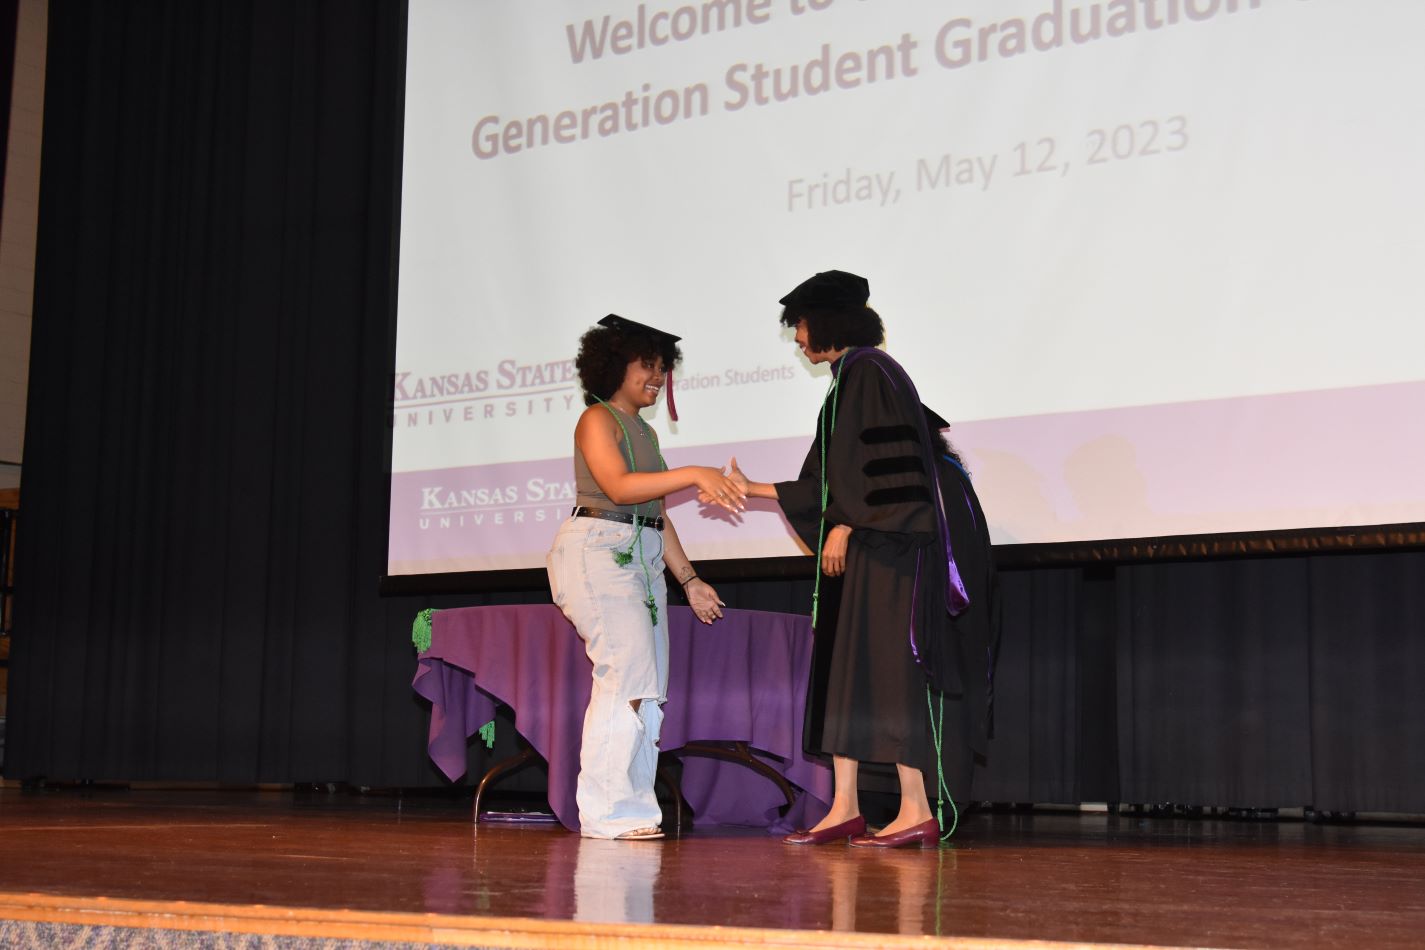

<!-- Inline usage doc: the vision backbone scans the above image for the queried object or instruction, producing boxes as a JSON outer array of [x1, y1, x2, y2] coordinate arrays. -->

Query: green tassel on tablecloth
[[478, 720, 496, 749], [412, 607, 437, 653]]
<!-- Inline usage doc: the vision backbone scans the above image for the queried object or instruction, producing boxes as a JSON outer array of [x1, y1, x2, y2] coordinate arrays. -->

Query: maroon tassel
[[666, 369, 679, 422]]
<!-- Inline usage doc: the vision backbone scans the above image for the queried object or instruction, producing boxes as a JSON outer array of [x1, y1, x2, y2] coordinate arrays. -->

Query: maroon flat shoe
[[781, 815, 866, 845], [848, 817, 942, 849]]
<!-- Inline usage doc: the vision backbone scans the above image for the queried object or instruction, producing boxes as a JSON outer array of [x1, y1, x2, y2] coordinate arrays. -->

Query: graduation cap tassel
[[665, 369, 678, 422]]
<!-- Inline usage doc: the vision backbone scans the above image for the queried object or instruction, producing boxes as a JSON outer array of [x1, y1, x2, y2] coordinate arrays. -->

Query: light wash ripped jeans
[[547, 517, 669, 838]]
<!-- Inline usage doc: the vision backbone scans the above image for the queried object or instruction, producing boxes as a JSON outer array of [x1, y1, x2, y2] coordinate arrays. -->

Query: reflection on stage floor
[[1, 788, 1423, 948]]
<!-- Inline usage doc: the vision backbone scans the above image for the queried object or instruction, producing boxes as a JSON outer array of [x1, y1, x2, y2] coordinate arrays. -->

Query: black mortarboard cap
[[595, 314, 684, 421], [778, 270, 870, 311], [923, 405, 951, 432], [597, 313, 681, 344]]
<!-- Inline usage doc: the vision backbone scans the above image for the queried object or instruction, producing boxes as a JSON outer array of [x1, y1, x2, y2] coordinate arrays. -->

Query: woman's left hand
[[821, 525, 852, 577], [685, 578, 725, 624]]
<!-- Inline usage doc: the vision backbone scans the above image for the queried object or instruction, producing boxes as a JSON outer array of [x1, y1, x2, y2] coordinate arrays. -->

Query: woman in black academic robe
[[731, 271, 999, 848]]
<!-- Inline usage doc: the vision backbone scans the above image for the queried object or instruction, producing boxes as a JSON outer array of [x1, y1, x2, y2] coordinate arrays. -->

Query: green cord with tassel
[[411, 608, 438, 653], [810, 355, 847, 628], [926, 685, 959, 842], [595, 398, 666, 627]]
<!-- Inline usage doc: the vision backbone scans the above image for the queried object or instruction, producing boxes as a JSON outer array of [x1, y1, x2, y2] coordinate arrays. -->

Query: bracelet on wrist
[[679, 574, 698, 586]]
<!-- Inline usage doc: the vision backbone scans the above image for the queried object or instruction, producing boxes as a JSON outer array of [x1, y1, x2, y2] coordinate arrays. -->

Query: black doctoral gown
[[775, 348, 1000, 800]]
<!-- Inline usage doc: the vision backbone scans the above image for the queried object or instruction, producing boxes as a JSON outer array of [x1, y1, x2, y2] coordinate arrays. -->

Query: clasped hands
[[698, 458, 851, 577], [694, 457, 749, 513]]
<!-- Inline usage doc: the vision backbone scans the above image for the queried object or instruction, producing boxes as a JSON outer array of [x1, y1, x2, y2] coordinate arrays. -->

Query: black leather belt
[[572, 506, 664, 531]]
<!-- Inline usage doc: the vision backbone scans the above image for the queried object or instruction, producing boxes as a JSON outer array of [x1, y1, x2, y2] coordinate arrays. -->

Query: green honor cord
[[811, 357, 847, 628], [596, 398, 667, 626], [926, 687, 959, 841]]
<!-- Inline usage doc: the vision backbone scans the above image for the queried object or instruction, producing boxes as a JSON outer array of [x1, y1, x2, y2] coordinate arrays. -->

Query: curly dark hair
[[779, 304, 885, 352], [576, 325, 683, 406]]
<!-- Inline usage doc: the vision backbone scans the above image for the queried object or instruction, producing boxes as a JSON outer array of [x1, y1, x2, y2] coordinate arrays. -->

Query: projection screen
[[389, 0, 1425, 575]]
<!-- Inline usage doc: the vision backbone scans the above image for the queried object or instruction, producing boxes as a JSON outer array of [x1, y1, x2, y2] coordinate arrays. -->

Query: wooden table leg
[[658, 741, 799, 828]]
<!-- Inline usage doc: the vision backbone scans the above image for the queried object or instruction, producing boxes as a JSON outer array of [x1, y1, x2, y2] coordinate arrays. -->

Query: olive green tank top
[[574, 406, 665, 515]]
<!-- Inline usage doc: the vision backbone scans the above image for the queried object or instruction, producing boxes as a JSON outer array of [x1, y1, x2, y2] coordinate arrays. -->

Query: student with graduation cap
[[724, 271, 1000, 849], [546, 314, 746, 840]]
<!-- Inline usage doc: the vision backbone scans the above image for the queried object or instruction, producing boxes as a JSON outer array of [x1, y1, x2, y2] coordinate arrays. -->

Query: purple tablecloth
[[411, 604, 832, 832]]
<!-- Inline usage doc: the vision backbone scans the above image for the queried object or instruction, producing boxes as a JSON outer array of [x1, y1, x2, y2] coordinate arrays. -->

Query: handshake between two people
[[693, 457, 752, 513], [693, 458, 850, 579]]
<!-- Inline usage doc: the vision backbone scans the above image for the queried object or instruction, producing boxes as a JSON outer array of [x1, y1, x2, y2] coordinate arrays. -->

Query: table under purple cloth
[[412, 604, 833, 833]]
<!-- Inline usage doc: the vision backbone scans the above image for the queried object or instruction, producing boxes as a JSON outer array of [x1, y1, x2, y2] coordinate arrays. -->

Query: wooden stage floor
[[0, 788, 1423, 948]]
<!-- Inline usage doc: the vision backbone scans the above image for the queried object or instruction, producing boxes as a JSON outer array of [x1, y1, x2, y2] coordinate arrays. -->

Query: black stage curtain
[[7, 0, 468, 787], [0, 0, 16, 191], [9, 2, 1425, 812]]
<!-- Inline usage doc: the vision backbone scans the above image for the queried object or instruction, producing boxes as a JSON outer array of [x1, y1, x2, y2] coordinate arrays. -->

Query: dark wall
[[0, 0, 16, 193], [7, 1, 1424, 812]]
